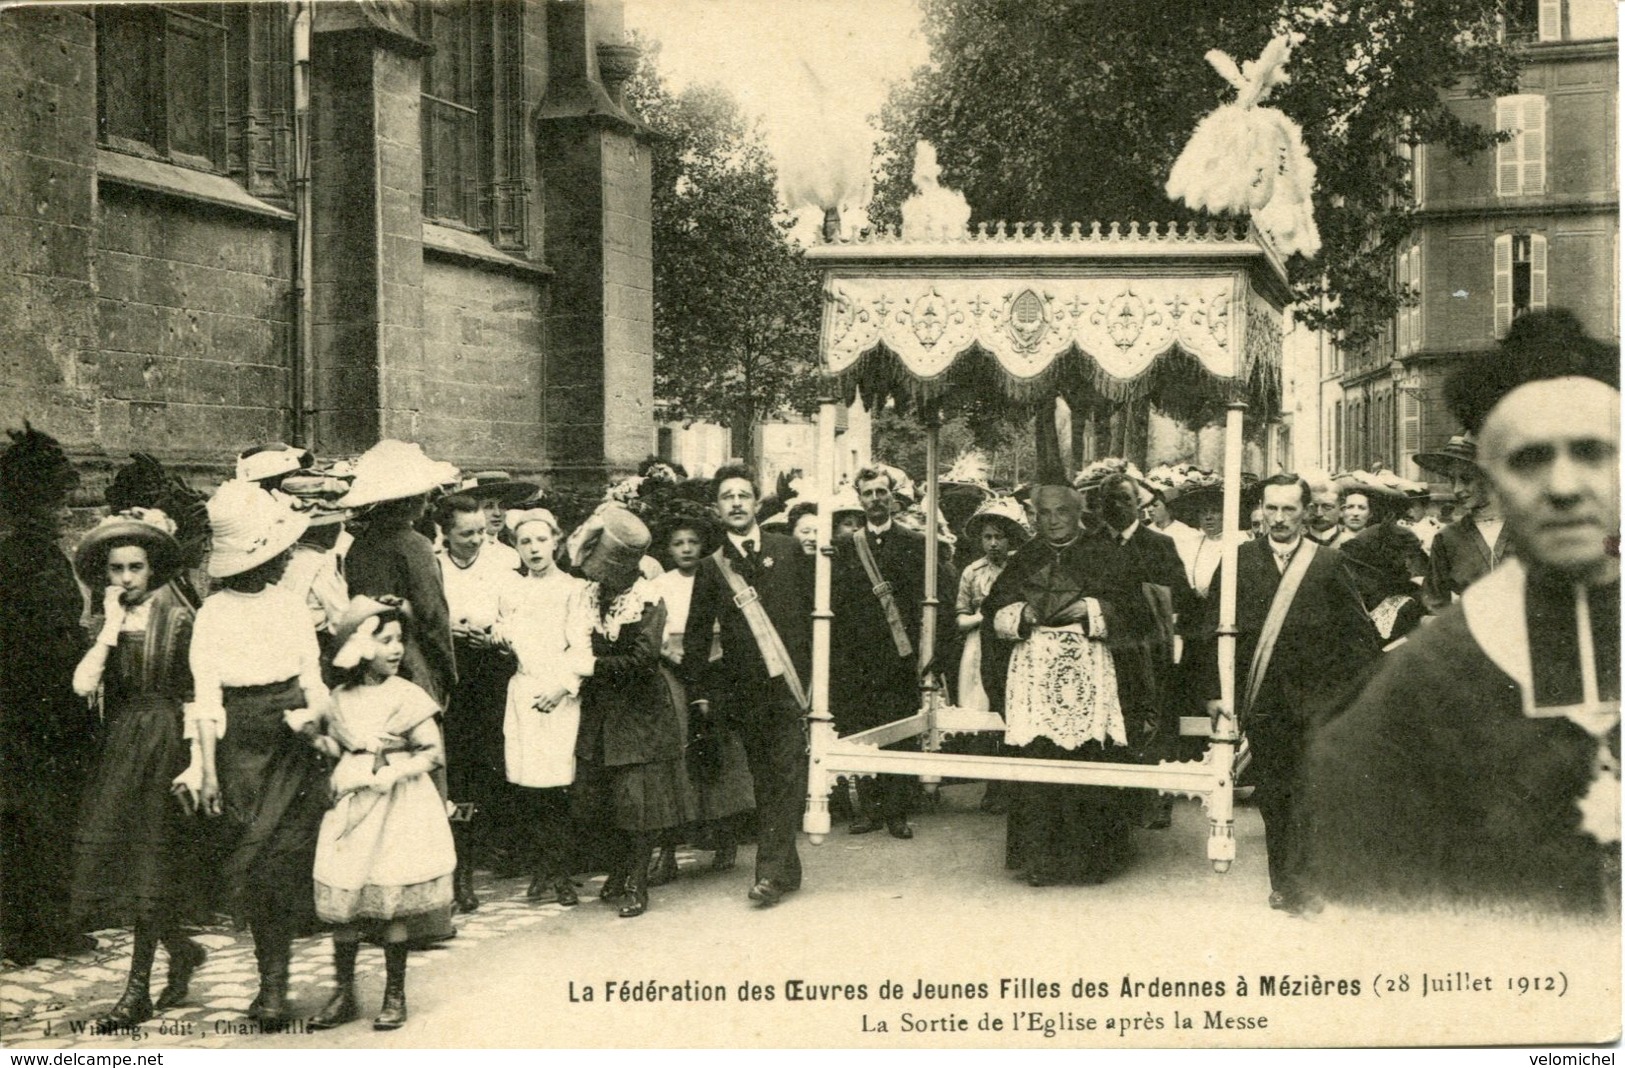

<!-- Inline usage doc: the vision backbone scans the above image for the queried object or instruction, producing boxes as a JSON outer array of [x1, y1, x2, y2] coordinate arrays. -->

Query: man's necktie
[[742, 538, 756, 560]]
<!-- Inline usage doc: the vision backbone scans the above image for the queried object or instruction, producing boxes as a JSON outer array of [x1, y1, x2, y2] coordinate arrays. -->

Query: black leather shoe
[[886, 818, 914, 840], [1268, 890, 1306, 914], [453, 865, 480, 913], [711, 842, 737, 872], [553, 876, 579, 907], [848, 818, 884, 835], [155, 940, 207, 1011], [97, 986, 154, 1031], [373, 989, 407, 1031], [647, 846, 678, 887], [748, 880, 789, 906], [599, 874, 628, 902], [308, 986, 359, 1031]]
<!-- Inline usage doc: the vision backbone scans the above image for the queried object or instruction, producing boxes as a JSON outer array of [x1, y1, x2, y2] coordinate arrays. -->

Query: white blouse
[[186, 586, 330, 734], [646, 568, 693, 641], [437, 541, 523, 632]]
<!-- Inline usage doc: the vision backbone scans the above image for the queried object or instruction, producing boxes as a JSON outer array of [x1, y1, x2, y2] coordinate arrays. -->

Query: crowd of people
[[0, 311, 1616, 1035]]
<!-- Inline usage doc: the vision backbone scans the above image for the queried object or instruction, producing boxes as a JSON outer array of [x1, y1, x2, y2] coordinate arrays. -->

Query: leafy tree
[[625, 40, 824, 467], [872, 0, 1522, 347]]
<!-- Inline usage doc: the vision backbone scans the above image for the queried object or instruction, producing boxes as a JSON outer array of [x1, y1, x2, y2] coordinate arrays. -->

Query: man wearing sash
[[1310, 312, 1618, 913], [681, 463, 815, 907], [1202, 474, 1379, 914], [830, 466, 950, 839]]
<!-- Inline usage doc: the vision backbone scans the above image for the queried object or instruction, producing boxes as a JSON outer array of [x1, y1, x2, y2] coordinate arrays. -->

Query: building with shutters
[[1326, 0, 1617, 487], [0, 0, 655, 496]]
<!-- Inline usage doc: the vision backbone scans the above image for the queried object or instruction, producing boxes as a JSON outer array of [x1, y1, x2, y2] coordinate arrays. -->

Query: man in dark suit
[[1203, 473, 1381, 914], [1418, 434, 1513, 612], [830, 466, 950, 839], [681, 463, 815, 907], [1094, 472, 1194, 828]]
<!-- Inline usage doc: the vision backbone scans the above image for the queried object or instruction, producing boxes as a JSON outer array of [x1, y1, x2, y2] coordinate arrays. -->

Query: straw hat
[[206, 480, 309, 578], [829, 485, 865, 520], [330, 595, 404, 670], [279, 474, 353, 527], [459, 470, 540, 507], [337, 441, 460, 509], [74, 508, 183, 588], [963, 495, 1032, 543], [571, 504, 651, 581], [236, 442, 313, 485], [1333, 469, 1410, 502], [1413, 434, 1480, 480]]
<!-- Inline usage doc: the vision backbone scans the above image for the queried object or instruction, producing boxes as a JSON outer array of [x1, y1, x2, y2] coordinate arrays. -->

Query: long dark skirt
[[446, 640, 519, 843], [574, 754, 698, 835], [69, 691, 204, 929], [1006, 737, 1136, 883], [216, 678, 330, 924]]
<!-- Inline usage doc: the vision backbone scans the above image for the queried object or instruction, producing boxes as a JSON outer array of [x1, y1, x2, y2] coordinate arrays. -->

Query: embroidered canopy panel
[[805, 220, 1292, 426]]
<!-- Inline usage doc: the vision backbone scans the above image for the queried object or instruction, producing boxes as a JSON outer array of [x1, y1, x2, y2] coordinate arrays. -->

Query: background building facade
[[1333, 0, 1617, 485], [0, 0, 655, 494]]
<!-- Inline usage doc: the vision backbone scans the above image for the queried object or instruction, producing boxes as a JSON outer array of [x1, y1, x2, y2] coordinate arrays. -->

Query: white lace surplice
[[1002, 623, 1126, 751]]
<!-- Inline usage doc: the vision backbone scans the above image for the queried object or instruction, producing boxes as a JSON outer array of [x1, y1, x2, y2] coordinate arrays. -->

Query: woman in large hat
[[0, 424, 97, 966], [1335, 471, 1430, 640], [339, 441, 461, 711], [277, 474, 353, 655], [572, 506, 697, 917], [459, 471, 538, 561], [1414, 433, 1512, 611], [188, 480, 332, 1023], [67, 508, 208, 1027], [492, 507, 595, 905], [956, 496, 1031, 712]]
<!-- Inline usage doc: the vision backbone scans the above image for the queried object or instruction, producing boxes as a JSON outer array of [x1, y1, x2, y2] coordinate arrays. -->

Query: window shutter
[[1409, 242, 1424, 352], [1496, 98, 1521, 196], [1396, 248, 1412, 354], [1529, 232, 1548, 312], [1538, 0, 1563, 40], [1494, 233, 1513, 337], [1520, 96, 1546, 195], [1400, 389, 1422, 480]]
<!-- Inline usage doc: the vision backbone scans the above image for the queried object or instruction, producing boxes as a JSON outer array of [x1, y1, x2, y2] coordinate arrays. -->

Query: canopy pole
[[920, 410, 943, 769], [804, 393, 839, 843], [1208, 399, 1246, 873]]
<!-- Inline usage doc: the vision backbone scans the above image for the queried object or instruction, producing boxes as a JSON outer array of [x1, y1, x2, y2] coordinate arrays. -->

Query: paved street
[[3, 785, 1615, 1048]]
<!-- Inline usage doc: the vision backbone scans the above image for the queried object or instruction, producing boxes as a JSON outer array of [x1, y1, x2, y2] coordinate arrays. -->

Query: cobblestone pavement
[[0, 856, 697, 1049]]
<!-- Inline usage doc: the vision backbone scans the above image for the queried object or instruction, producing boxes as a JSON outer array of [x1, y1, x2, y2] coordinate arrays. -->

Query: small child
[[308, 596, 454, 1032]]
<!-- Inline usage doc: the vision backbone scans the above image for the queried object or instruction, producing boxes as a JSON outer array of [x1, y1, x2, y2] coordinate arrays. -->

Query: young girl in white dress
[[308, 597, 454, 1032], [493, 508, 594, 905]]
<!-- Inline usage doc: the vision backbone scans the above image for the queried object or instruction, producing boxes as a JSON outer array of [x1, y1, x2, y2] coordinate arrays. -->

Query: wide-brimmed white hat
[[279, 474, 353, 527], [828, 485, 865, 519], [236, 442, 313, 484], [74, 508, 184, 588], [338, 440, 460, 509], [963, 495, 1032, 543], [206, 480, 309, 578]]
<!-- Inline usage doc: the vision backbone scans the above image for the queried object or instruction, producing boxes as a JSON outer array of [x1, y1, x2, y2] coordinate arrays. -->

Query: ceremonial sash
[[853, 532, 913, 658], [712, 549, 809, 711], [1242, 540, 1318, 720]]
